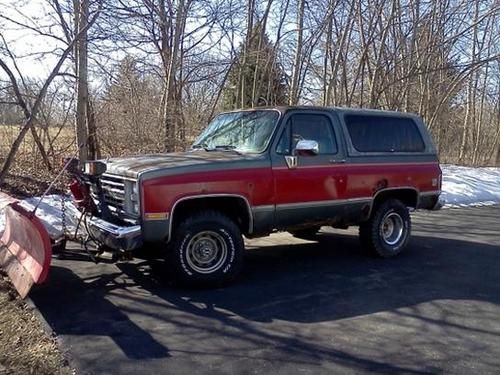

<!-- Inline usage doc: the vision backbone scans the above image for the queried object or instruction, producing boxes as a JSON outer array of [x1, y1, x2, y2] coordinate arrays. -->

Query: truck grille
[[87, 173, 138, 219], [100, 174, 126, 215]]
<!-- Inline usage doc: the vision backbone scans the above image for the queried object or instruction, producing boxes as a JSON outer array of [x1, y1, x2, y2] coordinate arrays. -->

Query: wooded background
[[0, 0, 499, 192]]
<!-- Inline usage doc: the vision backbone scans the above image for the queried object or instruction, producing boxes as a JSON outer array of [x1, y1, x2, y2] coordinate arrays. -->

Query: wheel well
[[170, 196, 252, 239], [371, 188, 418, 213]]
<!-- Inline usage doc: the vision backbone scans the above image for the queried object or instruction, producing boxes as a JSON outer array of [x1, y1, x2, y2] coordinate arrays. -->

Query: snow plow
[[0, 193, 52, 298]]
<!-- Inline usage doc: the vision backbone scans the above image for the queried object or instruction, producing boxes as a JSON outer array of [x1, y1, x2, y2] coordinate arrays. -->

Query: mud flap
[[0, 197, 52, 298]]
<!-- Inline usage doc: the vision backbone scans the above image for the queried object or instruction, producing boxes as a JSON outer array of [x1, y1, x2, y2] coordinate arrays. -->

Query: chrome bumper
[[87, 216, 143, 251]]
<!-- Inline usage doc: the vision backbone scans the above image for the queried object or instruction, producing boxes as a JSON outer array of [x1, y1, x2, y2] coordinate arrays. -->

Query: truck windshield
[[193, 110, 280, 153]]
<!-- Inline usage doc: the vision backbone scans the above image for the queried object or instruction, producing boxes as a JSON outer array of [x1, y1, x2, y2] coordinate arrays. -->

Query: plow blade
[[0, 197, 52, 298]]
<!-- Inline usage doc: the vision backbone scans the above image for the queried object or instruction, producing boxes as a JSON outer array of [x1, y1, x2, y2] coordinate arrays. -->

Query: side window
[[276, 114, 338, 155], [345, 115, 425, 152]]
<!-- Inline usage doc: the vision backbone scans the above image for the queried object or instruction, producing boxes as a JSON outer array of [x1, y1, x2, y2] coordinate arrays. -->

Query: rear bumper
[[87, 216, 143, 251], [432, 198, 445, 211], [418, 191, 443, 211]]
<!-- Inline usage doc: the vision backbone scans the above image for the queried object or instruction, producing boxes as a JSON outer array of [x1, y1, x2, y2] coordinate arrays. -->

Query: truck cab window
[[276, 114, 338, 155]]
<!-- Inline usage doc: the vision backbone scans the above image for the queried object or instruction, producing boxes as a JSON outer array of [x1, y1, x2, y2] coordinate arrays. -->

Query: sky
[[0, 0, 243, 84], [0, 0, 63, 79]]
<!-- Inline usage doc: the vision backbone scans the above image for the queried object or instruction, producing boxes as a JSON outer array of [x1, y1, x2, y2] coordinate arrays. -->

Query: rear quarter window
[[344, 115, 426, 152]]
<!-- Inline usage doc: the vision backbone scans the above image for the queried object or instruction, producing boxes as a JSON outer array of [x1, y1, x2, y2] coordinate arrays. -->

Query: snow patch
[[441, 165, 500, 208], [0, 195, 83, 239]]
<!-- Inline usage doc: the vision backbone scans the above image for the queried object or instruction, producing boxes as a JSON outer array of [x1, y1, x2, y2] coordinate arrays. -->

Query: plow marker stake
[[0, 194, 52, 298]]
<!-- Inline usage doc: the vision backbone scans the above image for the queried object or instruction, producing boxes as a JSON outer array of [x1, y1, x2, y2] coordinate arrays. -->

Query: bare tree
[[0, 0, 102, 183]]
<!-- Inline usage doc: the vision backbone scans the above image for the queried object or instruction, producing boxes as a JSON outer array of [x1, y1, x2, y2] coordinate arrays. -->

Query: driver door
[[271, 110, 347, 228]]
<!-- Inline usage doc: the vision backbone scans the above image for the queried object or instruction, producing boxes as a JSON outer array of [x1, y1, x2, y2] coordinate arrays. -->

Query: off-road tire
[[167, 211, 244, 287], [289, 226, 321, 240], [359, 199, 411, 257]]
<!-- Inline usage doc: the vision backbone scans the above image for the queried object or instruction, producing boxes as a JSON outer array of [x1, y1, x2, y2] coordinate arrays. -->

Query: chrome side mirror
[[295, 140, 319, 155]]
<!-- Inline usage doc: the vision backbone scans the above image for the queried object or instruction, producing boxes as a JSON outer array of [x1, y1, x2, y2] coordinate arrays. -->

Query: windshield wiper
[[215, 145, 236, 150], [193, 143, 242, 154], [214, 145, 242, 154], [192, 143, 210, 150]]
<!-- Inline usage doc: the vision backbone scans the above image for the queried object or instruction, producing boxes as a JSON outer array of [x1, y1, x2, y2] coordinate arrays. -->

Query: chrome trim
[[167, 194, 254, 243], [419, 190, 441, 197], [295, 140, 319, 155], [252, 205, 275, 213], [285, 155, 297, 169], [87, 216, 141, 239], [276, 197, 372, 210], [101, 172, 138, 182]]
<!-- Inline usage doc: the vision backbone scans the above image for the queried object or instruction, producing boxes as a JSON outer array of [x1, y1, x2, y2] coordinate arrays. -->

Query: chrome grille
[[87, 173, 138, 219], [100, 175, 126, 214], [87, 174, 128, 217]]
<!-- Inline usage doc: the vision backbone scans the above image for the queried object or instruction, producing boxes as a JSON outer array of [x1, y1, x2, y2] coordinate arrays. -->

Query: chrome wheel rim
[[186, 231, 227, 274], [380, 212, 404, 246]]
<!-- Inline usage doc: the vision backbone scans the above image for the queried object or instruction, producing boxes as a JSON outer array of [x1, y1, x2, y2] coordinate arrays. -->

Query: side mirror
[[295, 140, 319, 156]]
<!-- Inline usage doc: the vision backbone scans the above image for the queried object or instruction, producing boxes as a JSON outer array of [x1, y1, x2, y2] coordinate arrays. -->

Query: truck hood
[[103, 150, 266, 179]]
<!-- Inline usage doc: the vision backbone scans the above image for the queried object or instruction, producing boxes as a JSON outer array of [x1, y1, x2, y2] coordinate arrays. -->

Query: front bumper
[[87, 216, 143, 251]]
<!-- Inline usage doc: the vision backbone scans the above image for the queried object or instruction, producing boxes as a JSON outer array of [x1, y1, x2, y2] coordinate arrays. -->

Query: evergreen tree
[[223, 26, 288, 110]]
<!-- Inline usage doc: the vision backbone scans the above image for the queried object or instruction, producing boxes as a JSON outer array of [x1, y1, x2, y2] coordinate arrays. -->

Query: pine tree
[[223, 25, 288, 110]]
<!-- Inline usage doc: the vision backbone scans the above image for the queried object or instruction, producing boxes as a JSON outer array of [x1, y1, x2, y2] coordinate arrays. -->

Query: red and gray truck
[[75, 106, 442, 286]]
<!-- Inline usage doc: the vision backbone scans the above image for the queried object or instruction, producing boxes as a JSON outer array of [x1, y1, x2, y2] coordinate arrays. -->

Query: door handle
[[329, 159, 346, 164]]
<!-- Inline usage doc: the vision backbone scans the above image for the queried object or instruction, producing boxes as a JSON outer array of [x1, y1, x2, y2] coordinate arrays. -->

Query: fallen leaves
[[0, 272, 73, 375]]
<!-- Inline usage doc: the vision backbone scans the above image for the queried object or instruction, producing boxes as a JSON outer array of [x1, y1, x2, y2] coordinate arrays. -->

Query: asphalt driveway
[[31, 206, 500, 374]]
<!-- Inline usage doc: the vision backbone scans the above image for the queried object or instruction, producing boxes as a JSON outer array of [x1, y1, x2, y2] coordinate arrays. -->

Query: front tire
[[359, 199, 411, 257], [168, 211, 244, 287]]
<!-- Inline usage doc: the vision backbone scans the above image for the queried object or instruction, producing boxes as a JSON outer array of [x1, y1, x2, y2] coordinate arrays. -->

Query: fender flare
[[167, 194, 253, 242]]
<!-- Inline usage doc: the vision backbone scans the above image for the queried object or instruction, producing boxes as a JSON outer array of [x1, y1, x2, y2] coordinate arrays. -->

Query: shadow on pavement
[[34, 234, 500, 356], [29, 207, 500, 373], [32, 266, 170, 360], [122, 232, 500, 323]]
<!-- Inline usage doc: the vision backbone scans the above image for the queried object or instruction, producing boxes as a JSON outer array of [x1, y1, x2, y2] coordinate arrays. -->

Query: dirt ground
[[0, 272, 73, 375]]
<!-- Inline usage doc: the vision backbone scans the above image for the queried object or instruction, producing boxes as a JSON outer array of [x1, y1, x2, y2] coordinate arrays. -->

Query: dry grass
[[0, 271, 73, 375], [0, 124, 76, 167], [0, 125, 76, 197]]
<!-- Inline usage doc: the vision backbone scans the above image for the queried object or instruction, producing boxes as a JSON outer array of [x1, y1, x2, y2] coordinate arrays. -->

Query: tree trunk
[[289, 0, 305, 105], [160, 0, 187, 152], [75, 0, 89, 161], [87, 98, 100, 159]]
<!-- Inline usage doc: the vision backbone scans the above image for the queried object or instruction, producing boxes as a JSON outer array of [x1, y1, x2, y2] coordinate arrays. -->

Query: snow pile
[[20, 195, 84, 238], [0, 195, 83, 239], [441, 165, 500, 208]]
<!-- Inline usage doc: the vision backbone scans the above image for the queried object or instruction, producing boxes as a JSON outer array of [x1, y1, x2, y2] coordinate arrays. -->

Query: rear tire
[[359, 199, 411, 257], [167, 211, 244, 287]]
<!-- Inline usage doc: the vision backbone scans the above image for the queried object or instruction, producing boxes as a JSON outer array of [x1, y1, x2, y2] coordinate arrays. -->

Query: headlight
[[125, 180, 140, 215], [130, 183, 139, 201]]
